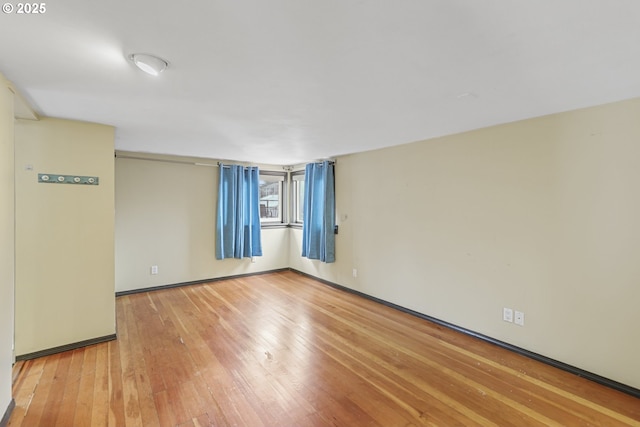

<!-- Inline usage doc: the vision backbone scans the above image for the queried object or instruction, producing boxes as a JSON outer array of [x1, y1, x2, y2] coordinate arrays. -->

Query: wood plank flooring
[[8, 270, 640, 426]]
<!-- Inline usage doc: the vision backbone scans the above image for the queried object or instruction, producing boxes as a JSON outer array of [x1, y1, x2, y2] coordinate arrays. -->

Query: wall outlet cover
[[515, 310, 525, 326]]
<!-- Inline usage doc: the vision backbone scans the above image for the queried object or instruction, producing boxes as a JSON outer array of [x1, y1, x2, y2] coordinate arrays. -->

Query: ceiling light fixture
[[129, 53, 168, 76]]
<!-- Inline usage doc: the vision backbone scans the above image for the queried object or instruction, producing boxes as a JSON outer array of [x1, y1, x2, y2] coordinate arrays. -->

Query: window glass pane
[[292, 172, 305, 223], [259, 174, 283, 223], [296, 181, 305, 223]]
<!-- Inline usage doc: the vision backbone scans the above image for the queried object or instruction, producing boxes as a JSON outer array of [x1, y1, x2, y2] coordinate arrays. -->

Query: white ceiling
[[1, 1, 640, 165]]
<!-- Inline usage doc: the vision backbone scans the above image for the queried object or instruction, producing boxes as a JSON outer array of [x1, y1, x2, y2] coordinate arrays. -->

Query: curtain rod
[[217, 162, 261, 169], [116, 153, 333, 169], [116, 155, 260, 169], [115, 154, 218, 167], [311, 160, 336, 165]]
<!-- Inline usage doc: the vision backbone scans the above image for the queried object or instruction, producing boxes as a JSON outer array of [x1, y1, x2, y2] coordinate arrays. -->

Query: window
[[291, 171, 305, 224], [259, 171, 285, 225]]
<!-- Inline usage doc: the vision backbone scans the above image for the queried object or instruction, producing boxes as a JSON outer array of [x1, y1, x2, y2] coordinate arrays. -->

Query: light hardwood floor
[[8, 271, 640, 426]]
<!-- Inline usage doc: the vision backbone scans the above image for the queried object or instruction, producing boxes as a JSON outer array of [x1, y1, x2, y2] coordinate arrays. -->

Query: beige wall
[[0, 75, 15, 416], [115, 154, 289, 293], [14, 118, 115, 356], [290, 97, 640, 389]]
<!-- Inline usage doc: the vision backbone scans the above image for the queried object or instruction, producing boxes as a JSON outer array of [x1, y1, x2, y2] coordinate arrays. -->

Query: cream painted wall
[[290, 98, 640, 390], [14, 118, 116, 356], [0, 75, 15, 417], [115, 154, 289, 293]]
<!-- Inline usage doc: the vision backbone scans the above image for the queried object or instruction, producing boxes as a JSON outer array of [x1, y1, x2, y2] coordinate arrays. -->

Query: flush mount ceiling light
[[128, 53, 168, 76]]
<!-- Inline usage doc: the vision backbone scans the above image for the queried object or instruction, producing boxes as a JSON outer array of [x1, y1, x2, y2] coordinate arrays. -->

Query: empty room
[[1, 1, 640, 426]]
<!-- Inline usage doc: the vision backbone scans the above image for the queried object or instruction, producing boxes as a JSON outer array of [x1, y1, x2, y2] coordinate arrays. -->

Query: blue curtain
[[216, 164, 262, 259], [302, 161, 335, 263]]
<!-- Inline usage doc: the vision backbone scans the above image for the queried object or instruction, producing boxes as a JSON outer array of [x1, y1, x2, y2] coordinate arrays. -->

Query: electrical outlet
[[503, 307, 513, 323], [151, 265, 158, 275], [352, 268, 358, 278], [515, 310, 525, 326]]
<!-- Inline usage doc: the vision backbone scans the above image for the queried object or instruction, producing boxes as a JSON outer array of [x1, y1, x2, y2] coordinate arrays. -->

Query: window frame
[[258, 170, 287, 228], [290, 169, 305, 228]]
